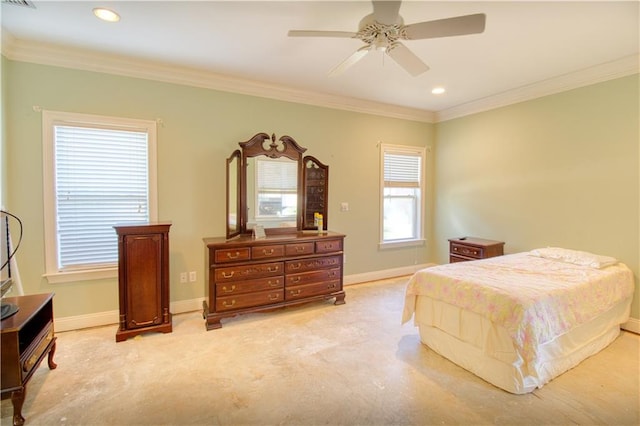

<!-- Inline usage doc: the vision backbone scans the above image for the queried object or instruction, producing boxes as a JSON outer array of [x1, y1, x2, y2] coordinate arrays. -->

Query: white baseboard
[[622, 317, 640, 335], [54, 298, 206, 332], [343, 263, 434, 285], [54, 263, 639, 336]]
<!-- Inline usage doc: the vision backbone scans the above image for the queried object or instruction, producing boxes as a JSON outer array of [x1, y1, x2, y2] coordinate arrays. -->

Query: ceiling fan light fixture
[[431, 87, 446, 95], [93, 7, 120, 22]]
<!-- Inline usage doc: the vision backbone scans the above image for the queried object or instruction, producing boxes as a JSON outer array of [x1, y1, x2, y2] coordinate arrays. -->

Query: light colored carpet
[[2, 277, 639, 425]]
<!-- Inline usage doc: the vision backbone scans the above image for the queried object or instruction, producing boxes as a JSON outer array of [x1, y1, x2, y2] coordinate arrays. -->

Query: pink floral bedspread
[[402, 253, 634, 364]]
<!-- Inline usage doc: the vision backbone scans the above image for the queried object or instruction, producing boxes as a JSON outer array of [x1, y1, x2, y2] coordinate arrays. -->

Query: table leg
[[11, 388, 25, 426]]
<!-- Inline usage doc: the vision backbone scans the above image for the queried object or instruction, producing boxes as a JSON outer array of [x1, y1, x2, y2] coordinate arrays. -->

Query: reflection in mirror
[[226, 150, 241, 239], [246, 156, 298, 229], [302, 156, 329, 230]]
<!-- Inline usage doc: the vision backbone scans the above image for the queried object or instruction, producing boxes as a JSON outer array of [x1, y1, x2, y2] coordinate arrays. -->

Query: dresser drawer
[[252, 245, 285, 260], [216, 276, 283, 296], [286, 267, 341, 287], [285, 280, 341, 300], [285, 242, 314, 256], [315, 239, 343, 253], [214, 262, 283, 282], [285, 255, 341, 273], [214, 247, 251, 264], [215, 289, 283, 312], [450, 242, 483, 259], [21, 322, 55, 379]]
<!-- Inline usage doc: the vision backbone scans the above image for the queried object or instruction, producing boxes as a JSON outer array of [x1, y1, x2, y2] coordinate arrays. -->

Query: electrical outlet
[[180, 272, 187, 283], [189, 271, 196, 282], [340, 202, 349, 212]]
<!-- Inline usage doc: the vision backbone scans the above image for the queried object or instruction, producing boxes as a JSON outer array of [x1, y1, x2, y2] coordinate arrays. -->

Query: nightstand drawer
[[451, 242, 483, 259]]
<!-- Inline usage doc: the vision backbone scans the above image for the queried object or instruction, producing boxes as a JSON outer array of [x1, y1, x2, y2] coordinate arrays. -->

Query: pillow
[[529, 247, 618, 269]]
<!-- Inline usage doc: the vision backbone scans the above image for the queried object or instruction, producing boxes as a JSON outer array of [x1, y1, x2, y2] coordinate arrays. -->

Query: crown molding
[[436, 54, 640, 122], [2, 33, 637, 124], [0, 33, 436, 123]]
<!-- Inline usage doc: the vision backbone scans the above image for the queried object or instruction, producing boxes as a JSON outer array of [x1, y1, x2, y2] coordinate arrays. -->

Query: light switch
[[341, 202, 349, 212]]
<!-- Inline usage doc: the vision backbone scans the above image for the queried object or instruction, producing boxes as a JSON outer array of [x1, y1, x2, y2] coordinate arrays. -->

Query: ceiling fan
[[288, 0, 486, 77]]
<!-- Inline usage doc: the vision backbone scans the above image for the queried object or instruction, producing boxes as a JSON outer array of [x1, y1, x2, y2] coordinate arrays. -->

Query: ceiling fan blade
[[328, 46, 371, 77], [402, 13, 486, 40], [386, 42, 429, 76], [288, 30, 357, 38], [371, 0, 402, 24]]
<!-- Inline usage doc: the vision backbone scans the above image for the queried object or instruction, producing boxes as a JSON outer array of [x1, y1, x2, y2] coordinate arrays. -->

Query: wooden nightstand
[[449, 237, 505, 263]]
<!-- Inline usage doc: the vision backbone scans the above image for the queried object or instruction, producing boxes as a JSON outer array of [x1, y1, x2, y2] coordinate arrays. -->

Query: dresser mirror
[[225, 133, 329, 238], [226, 150, 241, 239]]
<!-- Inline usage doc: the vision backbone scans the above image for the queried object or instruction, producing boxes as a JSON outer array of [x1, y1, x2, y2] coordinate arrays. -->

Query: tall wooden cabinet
[[114, 223, 172, 342], [203, 232, 345, 330]]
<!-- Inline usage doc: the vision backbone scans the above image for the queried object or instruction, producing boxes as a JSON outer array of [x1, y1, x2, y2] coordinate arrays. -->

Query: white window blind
[[42, 110, 157, 283], [54, 125, 149, 270], [384, 152, 422, 187]]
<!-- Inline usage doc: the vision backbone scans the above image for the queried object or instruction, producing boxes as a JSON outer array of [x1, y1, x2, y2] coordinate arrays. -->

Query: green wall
[[434, 75, 640, 319], [3, 56, 638, 324], [3, 58, 434, 319]]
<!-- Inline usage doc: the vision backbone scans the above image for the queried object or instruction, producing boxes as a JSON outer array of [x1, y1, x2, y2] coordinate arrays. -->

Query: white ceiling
[[1, 1, 639, 121]]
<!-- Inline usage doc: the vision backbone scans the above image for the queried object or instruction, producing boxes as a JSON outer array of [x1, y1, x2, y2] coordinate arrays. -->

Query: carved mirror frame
[[226, 133, 329, 238]]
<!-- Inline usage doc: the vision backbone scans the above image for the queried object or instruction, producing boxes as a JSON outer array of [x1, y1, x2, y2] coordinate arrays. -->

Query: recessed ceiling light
[[93, 7, 120, 22], [431, 87, 446, 95]]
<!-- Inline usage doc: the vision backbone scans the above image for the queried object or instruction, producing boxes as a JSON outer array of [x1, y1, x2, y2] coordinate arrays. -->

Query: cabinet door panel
[[124, 234, 163, 328]]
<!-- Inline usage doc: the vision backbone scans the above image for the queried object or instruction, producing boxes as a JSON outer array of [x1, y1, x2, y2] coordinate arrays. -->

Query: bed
[[401, 247, 635, 394]]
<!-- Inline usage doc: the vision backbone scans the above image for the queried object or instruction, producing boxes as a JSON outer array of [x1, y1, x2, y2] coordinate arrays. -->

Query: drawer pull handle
[[327, 283, 336, 289], [290, 262, 301, 270], [262, 248, 275, 256], [222, 271, 235, 279], [222, 285, 236, 293], [269, 280, 280, 287], [290, 289, 302, 296], [222, 300, 236, 307], [268, 294, 279, 301], [329, 272, 337, 277], [226, 251, 241, 259], [295, 246, 305, 252], [291, 277, 301, 283], [267, 266, 279, 272]]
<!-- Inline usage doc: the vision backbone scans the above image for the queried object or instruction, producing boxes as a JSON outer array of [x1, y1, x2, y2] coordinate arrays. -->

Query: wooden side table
[[449, 237, 505, 263], [1, 293, 57, 426]]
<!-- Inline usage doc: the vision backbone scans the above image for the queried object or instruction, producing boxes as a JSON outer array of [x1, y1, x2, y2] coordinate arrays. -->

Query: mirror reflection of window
[[255, 157, 298, 219]]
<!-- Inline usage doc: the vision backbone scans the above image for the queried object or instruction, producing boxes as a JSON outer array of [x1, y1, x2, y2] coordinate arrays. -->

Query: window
[[254, 157, 297, 218], [42, 111, 157, 283], [380, 144, 425, 248]]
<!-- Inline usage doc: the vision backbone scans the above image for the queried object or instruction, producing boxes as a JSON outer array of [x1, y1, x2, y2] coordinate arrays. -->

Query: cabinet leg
[[11, 388, 26, 426], [334, 291, 346, 305], [48, 339, 58, 369]]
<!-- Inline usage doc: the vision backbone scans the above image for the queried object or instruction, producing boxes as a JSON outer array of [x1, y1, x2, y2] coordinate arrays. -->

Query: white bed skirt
[[413, 295, 632, 394]]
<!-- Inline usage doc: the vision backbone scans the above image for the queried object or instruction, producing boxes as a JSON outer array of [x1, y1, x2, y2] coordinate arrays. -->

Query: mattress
[[402, 251, 634, 394]]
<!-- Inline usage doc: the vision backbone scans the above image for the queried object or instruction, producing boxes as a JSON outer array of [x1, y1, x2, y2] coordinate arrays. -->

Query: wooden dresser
[[203, 232, 345, 330], [449, 237, 505, 263], [1, 293, 57, 426], [114, 222, 172, 342]]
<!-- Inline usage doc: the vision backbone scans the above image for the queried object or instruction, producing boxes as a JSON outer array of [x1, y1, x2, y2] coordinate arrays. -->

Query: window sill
[[379, 239, 425, 250], [43, 267, 117, 284]]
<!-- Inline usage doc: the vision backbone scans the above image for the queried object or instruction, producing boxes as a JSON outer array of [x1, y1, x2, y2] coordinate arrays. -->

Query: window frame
[[42, 110, 158, 283], [379, 143, 426, 249]]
